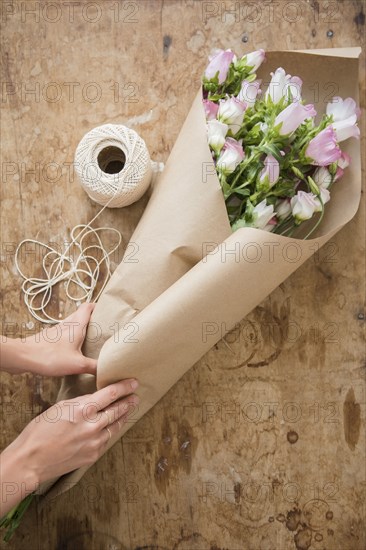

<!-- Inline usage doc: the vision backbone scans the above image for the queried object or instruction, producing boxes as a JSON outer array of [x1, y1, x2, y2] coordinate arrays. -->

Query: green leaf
[[233, 188, 250, 197], [231, 218, 247, 231], [259, 143, 282, 162]]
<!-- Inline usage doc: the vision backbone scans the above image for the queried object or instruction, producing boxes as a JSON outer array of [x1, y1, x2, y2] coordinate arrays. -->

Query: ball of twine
[[74, 123, 152, 208]]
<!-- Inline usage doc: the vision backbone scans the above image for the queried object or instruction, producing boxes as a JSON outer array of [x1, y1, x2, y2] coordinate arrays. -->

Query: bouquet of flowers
[[1, 48, 361, 538], [203, 48, 360, 237]]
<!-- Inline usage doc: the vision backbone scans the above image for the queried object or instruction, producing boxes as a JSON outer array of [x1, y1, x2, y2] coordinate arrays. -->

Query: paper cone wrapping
[[41, 48, 361, 502]]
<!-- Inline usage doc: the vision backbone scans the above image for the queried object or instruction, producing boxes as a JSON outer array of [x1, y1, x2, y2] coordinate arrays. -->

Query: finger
[[92, 378, 139, 411], [98, 394, 140, 429], [101, 414, 129, 446]]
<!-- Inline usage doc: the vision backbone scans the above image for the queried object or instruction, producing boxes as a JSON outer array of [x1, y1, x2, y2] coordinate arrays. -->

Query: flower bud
[[207, 120, 228, 154], [259, 155, 280, 188]]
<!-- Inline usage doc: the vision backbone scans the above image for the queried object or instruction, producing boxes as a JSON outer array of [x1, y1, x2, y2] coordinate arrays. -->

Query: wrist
[[0, 339, 28, 375], [1, 336, 51, 376], [1, 443, 40, 512], [20, 335, 52, 375]]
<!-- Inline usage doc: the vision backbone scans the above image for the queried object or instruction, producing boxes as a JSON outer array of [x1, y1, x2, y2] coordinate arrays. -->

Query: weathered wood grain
[[1, 1, 365, 549]]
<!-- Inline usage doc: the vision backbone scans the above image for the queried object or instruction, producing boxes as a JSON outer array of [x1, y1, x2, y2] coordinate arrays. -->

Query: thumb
[[79, 355, 98, 375], [72, 302, 96, 326]]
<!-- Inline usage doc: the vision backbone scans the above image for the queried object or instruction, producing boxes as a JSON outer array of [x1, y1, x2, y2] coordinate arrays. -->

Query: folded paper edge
[[286, 47, 362, 58]]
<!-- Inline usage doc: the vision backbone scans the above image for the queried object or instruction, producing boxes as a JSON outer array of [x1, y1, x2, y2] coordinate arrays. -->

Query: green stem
[[0, 493, 35, 542], [304, 200, 325, 240], [228, 148, 263, 192]]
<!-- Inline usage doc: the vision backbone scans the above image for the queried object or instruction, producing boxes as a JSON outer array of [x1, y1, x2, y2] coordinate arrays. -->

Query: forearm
[[0, 338, 40, 375], [0, 445, 39, 516]]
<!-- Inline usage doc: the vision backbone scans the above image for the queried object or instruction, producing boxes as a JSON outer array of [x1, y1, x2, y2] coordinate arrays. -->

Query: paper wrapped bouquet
[[41, 47, 361, 502]]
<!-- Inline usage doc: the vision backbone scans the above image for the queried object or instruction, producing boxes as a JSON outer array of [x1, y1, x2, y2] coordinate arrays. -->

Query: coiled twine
[[74, 123, 152, 207]]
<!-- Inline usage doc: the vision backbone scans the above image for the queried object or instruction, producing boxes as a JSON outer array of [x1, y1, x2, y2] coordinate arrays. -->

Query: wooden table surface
[[1, 1, 365, 549]]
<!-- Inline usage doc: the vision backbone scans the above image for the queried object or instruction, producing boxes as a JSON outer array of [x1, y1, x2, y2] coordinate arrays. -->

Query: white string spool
[[74, 123, 152, 207], [15, 124, 154, 324]]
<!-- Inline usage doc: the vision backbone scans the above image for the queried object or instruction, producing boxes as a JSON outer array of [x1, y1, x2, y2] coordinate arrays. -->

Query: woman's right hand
[[1, 378, 139, 488]]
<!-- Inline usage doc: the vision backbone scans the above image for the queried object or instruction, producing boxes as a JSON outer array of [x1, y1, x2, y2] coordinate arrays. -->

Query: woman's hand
[[0, 378, 139, 515], [1, 303, 98, 376]]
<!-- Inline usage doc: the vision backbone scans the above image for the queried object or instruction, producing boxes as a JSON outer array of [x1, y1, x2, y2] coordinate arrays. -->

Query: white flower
[[265, 67, 302, 104], [275, 198, 292, 220], [207, 120, 228, 154], [218, 97, 246, 134], [238, 80, 261, 108], [326, 97, 360, 142], [326, 96, 361, 122], [332, 117, 360, 142], [291, 191, 317, 222], [313, 167, 332, 189], [216, 138, 244, 175], [252, 200, 275, 229]]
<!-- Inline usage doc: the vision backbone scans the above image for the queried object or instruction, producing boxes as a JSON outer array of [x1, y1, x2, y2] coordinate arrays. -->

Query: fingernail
[[130, 379, 138, 390]]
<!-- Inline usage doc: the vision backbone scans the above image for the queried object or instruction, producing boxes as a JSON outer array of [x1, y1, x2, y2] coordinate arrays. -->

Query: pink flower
[[275, 102, 316, 135], [338, 151, 351, 169], [259, 155, 280, 188], [245, 49, 266, 73], [326, 97, 361, 122], [291, 191, 317, 222], [205, 49, 235, 84], [203, 99, 219, 121], [216, 138, 244, 175], [238, 79, 262, 108], [305, 126, 342, 166], [265, 67, 303, 104]]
